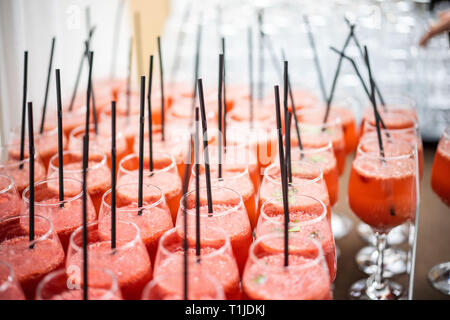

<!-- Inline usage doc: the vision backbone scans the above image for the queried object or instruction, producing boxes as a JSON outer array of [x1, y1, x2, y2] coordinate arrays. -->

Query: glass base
[[357, 223, 408, 246], [428, 262, 450, 295], [349, 277, 404, 300], [331, 211, 353, 240], [355, 246, 407, 277]]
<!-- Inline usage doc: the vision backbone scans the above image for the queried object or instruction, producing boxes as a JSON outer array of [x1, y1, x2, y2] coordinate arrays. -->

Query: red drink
[[348, 138, 418, 232], [297, 108, 347, 175], [259, 161, 331, 224], [48, 149, 111, 214], [118, 153, 182, 222], [142, 266, 225, 300], [256, 195, 336, 280], [67, 220, 152, 300], [176, 187, 252, 274], [0, 143, 47, 196], [0, 215, 65, 299], [22, 178, 97, 251], [0, 174, 22, 220], [0, 260, 25, 300], [154, 227, 241, 299], [36, 268, 122, 300], [99, 183, 173, 262], [431, 127, 450, 206], [242, 233, 331, 300]]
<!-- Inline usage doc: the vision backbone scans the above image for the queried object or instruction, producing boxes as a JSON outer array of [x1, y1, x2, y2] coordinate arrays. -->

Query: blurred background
[[0, 0, 449, 142]]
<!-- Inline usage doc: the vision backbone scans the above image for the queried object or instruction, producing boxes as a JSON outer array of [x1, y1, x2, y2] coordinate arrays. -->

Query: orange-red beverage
[[153, 227, 241, 300], [0, 175, 22, 220], [348, 138, 418, 232], [431, 127, 450, 206], [118, 153, 182, 222], [0, 260, 25, 300], [176, 187, 252, 274], [0, 215, 65, 299]]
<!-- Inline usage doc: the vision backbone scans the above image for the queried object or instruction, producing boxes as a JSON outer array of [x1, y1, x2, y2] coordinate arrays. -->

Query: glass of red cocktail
[[0, 260, 25, 300], [0, 174, 22, 220]]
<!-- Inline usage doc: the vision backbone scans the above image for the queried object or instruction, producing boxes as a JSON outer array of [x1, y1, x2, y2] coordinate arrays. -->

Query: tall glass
[[36, 268, 122, 300], [118, 152, 182, 222], [176, 186, 252, 274], [0, 260, 25, 300], [48, 148, 111, 213], [67, 220, 152, 300], [0, 215, 65, 299], [142, 266, 225, 300], [99, 183, 173, 261], [0, 174, 21, 220], [348, 137, 418, 300], [22, 178, 97, 251], [242, 233, 332, 300], [256, 195, 336, 281], [154, 227, 240, 299], [428, 126, 450, 295], [0, 143, 47, 195]]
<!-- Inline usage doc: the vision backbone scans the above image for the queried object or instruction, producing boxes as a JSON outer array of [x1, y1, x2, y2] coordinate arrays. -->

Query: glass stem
[[374, 232, 387, 289]]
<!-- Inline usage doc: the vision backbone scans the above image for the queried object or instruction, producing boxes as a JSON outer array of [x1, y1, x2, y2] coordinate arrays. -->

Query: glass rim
[[0, 214, 55, 244], [157, 226, 232, 261], [119, 152, 176, 176], [297, 107, 343, 128], [69, 220, 141, 253], [356, 137, 417, 161], [264, 160, 324, 187], [0, 260, 15, 292], [0, 143, 39, 169], [179, 186, 244, 218], [248, 233, 326, 272], [48, 148, 107, 174], [101, 183, 165, 212], [35, 267, 119, 300], [22, 177, 84, 207], [260, 195, 328, 227], [70, 123, 125, 141], [190, 162, 250, 180], [293, 138, 334, 155], [365, 110, 418, 131], [0, 174, 15, 196], [141, 268, 225, 300]]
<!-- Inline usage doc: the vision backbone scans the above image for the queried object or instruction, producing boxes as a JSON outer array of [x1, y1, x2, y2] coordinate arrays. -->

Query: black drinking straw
[[126, 37, 133, 119], [329, 47, 389, 135], [218, 54, 224, 179], [344, 18, 386, 109], [157, 36, 166, 141], [19, 51, 28, 169], [27, 102, 35, 246], [197, 79, 213, 214], [55, 69, 64, 208], [81, 134, 89, 300], [109, 0, 124, 79], [68, 27, 95, 112], [286, 112, 293, 184], [221, 37, 227, 147], [181, 138, 192, 301], [111, 101, 117, 249], [280, 51, 303, 155], [85, 8, 97, 135], [364, 46, 384, 158], [134, 12, 143, 77], [85, 52, 94, 152], [322, 25, 354, 125], [303, 15, 327, 103], [194, 108, 201, 260], [248, 26, 254, 128], [274, 86, 289, 267], [169, 3, 191, 82], [138, 76, 146, 214], [147, 55, 154, 172], [39, 37, 56, 134], [257, 9, 264, 100], [191, 18, 202, 122]]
